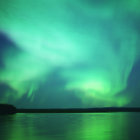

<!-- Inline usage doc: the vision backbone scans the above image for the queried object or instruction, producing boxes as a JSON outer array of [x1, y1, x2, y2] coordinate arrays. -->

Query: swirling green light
[[0, 0, 140, 107]]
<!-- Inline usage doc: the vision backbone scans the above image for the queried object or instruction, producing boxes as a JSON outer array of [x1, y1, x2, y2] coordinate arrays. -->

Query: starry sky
[[0, 0, 140, 108]]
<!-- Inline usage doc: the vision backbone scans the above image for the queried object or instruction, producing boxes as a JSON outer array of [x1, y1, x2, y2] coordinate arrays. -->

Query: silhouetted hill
[[0, 104, 16, 115]]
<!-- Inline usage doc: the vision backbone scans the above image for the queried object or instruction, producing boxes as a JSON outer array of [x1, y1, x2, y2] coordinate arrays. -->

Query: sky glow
[[0, 0, 140, 108]]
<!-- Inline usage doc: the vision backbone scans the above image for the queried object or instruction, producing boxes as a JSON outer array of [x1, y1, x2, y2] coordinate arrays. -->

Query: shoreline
[[1, 104, 140, 114], [17, 108, 140, 113]]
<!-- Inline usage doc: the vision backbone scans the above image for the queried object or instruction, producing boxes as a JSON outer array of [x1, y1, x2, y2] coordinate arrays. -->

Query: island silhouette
[[1, 104, 140, 115], [0, 104, 16, 115]]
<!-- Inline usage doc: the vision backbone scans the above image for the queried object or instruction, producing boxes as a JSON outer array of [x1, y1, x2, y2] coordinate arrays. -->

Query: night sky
[[0, 0, 140, 108]]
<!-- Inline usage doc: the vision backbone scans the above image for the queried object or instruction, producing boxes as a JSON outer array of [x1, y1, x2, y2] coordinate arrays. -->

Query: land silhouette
[[1, 104, 140, 115], [0, 104, 16, 114]]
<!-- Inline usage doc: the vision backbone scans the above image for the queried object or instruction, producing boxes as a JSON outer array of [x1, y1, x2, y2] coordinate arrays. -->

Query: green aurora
[[0, 0, 140, 107]]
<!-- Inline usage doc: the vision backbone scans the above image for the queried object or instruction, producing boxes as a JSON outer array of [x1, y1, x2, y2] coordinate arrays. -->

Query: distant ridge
[[17, 107, 140, 113], [1, 104, 140, 115]]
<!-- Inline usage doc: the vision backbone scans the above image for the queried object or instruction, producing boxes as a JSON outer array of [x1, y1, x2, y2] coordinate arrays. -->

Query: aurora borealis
[[0, 0, 140, 108]]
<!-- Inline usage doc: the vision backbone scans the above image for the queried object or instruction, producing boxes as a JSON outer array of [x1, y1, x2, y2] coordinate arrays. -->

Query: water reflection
[[0, 113, 140, 140]]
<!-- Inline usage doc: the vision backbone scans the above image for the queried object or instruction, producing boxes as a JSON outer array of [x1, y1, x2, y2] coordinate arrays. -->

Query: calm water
[[0, 113, 140, 140]]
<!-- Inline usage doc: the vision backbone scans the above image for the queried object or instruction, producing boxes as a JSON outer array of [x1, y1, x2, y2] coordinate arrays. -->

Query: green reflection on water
[[0, 113, 130, 140], [67, 113, 129, 140]]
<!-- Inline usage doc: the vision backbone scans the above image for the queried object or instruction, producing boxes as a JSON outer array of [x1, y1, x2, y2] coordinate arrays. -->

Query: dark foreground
[[1, 104, 140, 114]]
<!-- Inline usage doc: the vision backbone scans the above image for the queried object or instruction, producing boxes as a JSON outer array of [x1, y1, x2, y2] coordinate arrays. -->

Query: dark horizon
[[1, 104, 140, 115]]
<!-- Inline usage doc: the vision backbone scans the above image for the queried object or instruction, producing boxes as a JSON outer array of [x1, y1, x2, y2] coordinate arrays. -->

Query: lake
[[0, 113, 140, 140]]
